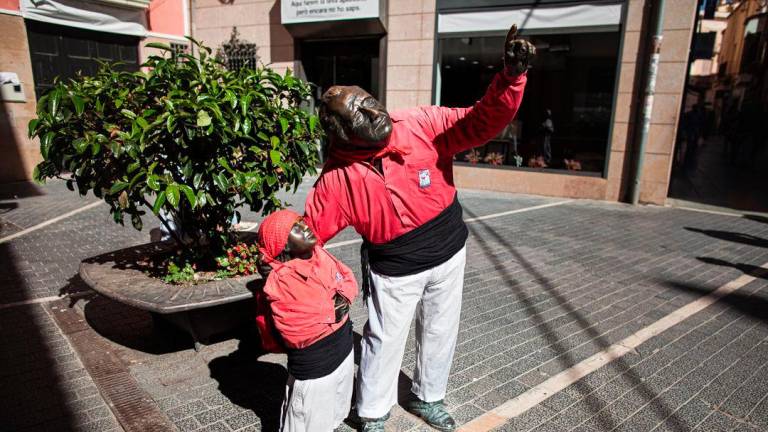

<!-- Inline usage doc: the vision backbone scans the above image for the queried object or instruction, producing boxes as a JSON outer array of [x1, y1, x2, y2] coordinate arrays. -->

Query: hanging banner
[[21, 0, 147, 37], [281, 0, 379, 25]]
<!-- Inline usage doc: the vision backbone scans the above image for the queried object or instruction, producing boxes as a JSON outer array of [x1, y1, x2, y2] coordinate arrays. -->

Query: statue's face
[[284, 218, 316, 258], [322, 86, 392, 149]]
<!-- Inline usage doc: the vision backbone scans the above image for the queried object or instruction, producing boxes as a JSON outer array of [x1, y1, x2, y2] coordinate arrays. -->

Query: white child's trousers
[[356, 246, 466, 419], [280, 351, 354, 432]]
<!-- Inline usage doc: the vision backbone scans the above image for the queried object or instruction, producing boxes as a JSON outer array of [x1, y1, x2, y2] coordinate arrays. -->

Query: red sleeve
[[265, 272, 335, 349], [303, 170, 351, 244], [423, 71, 527, 156]]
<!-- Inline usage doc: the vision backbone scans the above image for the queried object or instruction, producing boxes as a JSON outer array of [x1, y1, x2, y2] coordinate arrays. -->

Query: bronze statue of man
[[303, 24, 535, 432]]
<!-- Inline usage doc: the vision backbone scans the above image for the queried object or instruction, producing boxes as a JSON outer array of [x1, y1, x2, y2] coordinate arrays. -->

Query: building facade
[[192, 0, 698, 205], [2, 0, 701, 206], [0, 0, 188, 183]]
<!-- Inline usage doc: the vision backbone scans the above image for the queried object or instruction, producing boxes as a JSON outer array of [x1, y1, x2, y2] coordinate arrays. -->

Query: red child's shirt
[[263, 246, 358, 349]]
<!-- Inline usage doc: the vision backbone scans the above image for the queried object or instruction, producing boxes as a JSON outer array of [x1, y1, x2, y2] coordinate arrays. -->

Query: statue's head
[[258, 209, 316, 262], [319, 86, 392, 150]]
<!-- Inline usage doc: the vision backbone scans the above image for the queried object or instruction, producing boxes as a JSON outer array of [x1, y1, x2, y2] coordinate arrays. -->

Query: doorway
[[299, 37, 382, 102]]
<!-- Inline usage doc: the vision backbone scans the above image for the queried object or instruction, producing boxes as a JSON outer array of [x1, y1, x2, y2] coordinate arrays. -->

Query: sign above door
[[281, 0, 380, 25]]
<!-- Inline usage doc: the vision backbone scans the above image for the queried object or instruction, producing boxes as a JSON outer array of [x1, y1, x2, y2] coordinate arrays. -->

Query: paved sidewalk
[[1, 178, 767, 432]]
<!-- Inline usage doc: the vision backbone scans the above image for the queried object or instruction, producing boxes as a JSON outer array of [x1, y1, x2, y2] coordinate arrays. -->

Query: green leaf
[[270, 136, 280, 148], [269, 150, 281, 165], [109, 181, 129, 195], [40, 132, 55, 159], [197, 110, 212, 127], [32, 165, 42, 183], [127, 161, 141, 174], [145, 42, 172, 51], [136, 117, 150, 130], [131, 214, 143, 230], [193, 172, 203, 189], [214, 173, 229, 192], [166, 184, 180, 208], [242, 117, 252, 135], [152, 191, 166, 214], [27, 118, 39, 138], [218, 157, 234, 173], [121, 109, 137, 119], [71, 94, 85, 116], [225, 90, 237, 109], [72, 138, 89, 154], [147, 174, 161, 191], [180, 185, 197, 208], [50, 88, 62, 116], [309, 115, 318, 133], [166, 114, 175, 132], [279, 117, 289, 134], [266, 175, 277, 187], [240, 93, 253, 116]]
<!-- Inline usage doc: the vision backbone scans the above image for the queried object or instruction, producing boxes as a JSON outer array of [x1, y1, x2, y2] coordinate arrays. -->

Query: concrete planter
[[79, 237, 262, 351]]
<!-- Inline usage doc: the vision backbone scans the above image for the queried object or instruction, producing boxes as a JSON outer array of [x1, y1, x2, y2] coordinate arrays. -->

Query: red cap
[[258, 209, 301, 262]]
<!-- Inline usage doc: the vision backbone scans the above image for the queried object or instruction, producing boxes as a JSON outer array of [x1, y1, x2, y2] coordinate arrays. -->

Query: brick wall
[[0, 14, 40, 183]]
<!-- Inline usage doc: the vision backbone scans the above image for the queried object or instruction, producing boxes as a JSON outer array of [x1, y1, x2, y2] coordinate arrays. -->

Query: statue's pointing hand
[[504, 24, 536, 76]]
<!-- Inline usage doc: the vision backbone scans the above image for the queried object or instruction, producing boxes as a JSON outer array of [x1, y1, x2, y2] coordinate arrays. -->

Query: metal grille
[[170, 42, 189, 59], [216, 27, 259, 71]]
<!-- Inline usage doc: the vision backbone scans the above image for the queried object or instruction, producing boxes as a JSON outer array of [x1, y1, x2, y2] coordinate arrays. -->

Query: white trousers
[[356, 246, 466, 419], [280, 351, 354, 432]]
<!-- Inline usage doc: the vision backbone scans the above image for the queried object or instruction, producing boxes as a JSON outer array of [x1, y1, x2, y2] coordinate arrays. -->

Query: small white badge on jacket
[[419, 169, 431, 188], [336, 272, 343, 281]]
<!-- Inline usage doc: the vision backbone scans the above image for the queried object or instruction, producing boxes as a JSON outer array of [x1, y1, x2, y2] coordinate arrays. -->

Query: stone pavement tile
[[0, 304, 121, 432], [445, 374, 504, 408], [490, 404, 557, 432], [473, 380, 528, 411], [449, 403, 485, 425], [198, 421, 233, 432], [692, 411, 740, 431]]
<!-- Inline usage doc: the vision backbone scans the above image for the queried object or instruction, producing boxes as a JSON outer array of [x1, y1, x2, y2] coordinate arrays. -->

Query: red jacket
[[304, 71, 527, 244], [263, 246, 358, 349]]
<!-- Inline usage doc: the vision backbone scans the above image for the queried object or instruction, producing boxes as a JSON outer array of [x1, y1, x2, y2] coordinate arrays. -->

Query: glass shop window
[[439, 32, 620, 175]]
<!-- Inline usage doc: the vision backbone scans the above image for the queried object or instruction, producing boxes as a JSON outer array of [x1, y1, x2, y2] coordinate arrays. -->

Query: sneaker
[[404, 397, 456, 432]]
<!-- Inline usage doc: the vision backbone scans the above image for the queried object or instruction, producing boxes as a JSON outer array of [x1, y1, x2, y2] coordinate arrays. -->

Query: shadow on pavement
[[662, 279, 768, 323], [83, 294, 197, 355], [685, 227, 768, 249], [209, 337, 288, 432], [463, 207, 686, 430], [697, 257, 768, 281], [744, 214, 768, 225], [0, 243, 78, 430], [0, 179, 44, 200]]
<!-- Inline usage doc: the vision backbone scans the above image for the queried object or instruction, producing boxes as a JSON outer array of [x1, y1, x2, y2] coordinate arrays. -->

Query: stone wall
[[384, 0, 436, 110]]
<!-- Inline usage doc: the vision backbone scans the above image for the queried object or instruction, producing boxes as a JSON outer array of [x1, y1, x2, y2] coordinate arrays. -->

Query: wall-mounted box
[[1, 72, 26, 103]]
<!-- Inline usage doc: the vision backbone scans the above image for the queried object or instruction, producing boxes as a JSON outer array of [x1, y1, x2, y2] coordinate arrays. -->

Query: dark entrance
[[26, 21, 140, 100], [299, 37, 381, 101], [668, 4, 768, 213]]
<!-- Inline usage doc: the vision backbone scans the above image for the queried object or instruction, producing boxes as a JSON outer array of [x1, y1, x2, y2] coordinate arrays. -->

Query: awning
[[21, 0, 147, 37], [438, 3, 623, 35]]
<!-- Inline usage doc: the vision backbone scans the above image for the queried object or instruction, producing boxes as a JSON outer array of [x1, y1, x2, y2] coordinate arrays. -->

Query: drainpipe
[[629, 0, 666, 205]]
